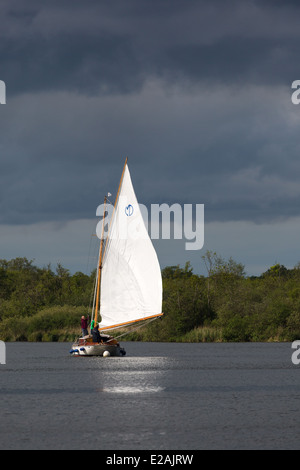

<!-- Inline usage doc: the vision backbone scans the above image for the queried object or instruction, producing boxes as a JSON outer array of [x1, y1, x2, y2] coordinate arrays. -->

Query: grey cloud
[[0, 81, 298, 225], [1, 32, 141, 96], [1, 0, 300, 230], [1, 0, 300, 97]]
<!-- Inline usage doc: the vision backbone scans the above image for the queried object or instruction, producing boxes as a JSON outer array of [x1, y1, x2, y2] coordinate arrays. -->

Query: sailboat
[[70, 158, 163, 357]]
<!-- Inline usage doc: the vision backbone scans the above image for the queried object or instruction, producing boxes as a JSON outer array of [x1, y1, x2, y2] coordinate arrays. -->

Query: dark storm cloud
[[1, 0, 300, 228], [165, 38, 299, 87], [1, 0, 300, 95], [1, 82, 295, 226], [1, 24, 141, 96]]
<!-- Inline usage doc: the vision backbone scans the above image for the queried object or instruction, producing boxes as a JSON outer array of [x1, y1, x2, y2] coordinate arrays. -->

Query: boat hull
[[70, 343, 123, 357], [70, 336, 126, 357]]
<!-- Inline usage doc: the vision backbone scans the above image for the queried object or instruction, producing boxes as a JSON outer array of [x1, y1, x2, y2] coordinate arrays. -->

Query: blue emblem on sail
[[125, 204, 134, 216]]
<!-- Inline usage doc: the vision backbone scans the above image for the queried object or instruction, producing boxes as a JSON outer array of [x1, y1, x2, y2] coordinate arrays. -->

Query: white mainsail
[[98, 162, 163, 331]]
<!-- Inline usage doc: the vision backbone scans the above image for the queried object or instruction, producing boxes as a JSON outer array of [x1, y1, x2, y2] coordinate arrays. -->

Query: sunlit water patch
[[101, 385, 165, 394]]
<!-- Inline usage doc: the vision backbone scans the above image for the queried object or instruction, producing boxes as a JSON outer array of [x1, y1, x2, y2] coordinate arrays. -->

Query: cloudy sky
[[1, 0, 300, 276]]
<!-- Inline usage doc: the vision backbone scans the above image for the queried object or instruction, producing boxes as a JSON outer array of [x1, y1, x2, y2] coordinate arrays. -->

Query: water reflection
[[90, 356, 168, 395]]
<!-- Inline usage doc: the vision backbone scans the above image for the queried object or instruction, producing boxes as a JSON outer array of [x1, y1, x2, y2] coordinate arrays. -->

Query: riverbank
[[1, 257, 300, 344], [0, 323, 293, 343]]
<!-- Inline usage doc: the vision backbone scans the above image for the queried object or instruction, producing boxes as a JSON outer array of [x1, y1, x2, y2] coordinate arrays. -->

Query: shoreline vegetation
[[0, 253, 300, 343]]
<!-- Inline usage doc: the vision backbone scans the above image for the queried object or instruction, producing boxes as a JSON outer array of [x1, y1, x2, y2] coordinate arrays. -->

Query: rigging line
[[85, 234, 93, 276], [86, 232, 99, 316], [94, 194, 109, 325], [89, 271, 98, 319], [85, 221, 99, 276], [111, 316, 160, 341]]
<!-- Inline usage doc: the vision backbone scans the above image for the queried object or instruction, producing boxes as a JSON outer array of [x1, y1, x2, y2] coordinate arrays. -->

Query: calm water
[[0, 341, 299, 450]]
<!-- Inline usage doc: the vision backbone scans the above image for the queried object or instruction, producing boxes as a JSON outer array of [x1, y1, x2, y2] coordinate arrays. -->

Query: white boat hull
[[70, 340, 126, 357]]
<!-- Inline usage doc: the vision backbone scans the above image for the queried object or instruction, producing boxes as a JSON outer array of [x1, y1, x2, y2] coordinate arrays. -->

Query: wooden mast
[[94, 157, 128, 327]]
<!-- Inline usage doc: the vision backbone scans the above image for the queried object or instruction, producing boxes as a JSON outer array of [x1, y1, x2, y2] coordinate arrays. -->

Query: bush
[[0, 305, 88, 341], [181, 326, 223, 343], [222, 316, 251, 342]]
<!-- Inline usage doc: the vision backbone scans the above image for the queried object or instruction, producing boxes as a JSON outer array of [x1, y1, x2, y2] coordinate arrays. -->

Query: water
[[0, 341, 299, 450]]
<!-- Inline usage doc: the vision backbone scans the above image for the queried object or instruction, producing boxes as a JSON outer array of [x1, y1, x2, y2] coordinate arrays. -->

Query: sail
[[99, 164, 163, 331]]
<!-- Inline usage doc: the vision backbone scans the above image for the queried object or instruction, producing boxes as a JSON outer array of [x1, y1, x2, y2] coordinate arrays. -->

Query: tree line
[[0, 253, 299, 342]]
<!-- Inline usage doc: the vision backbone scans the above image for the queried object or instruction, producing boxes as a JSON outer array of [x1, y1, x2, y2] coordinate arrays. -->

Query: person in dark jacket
[[92, 325, 102, 343], [81, 316, 88, 337]]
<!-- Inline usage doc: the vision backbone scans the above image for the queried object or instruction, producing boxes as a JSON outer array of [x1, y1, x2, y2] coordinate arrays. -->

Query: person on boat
[[81, 316, 88, 337], [92, 325, 102, 343]]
